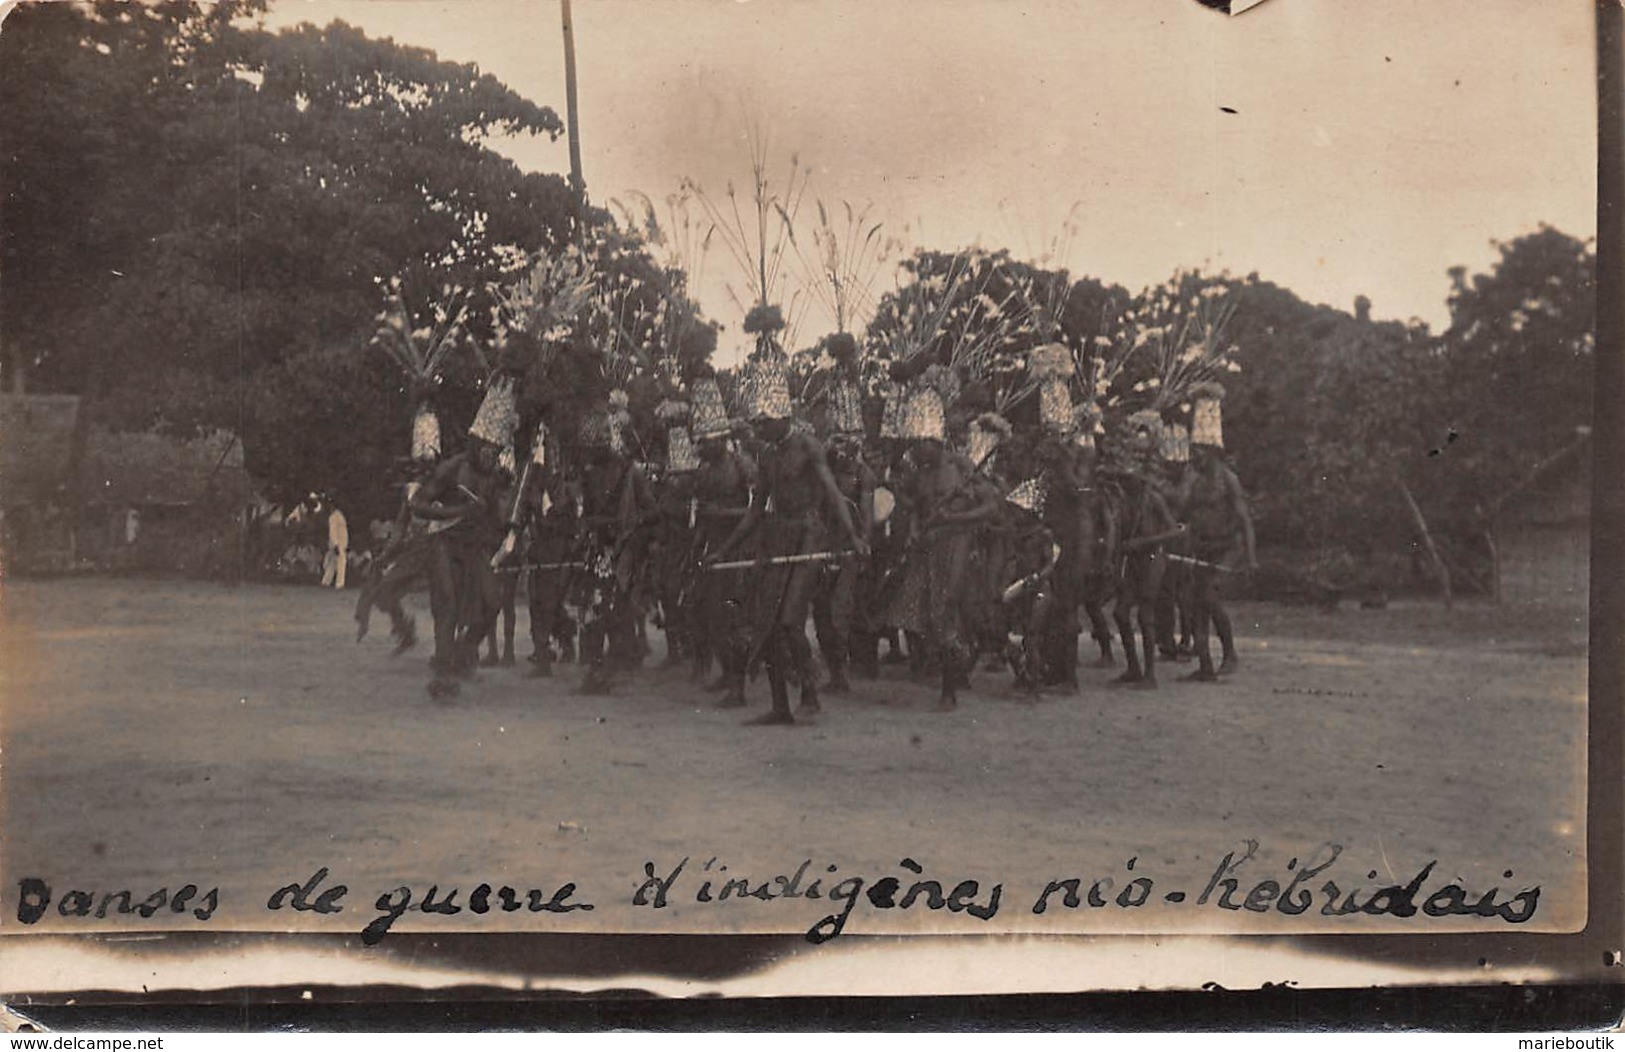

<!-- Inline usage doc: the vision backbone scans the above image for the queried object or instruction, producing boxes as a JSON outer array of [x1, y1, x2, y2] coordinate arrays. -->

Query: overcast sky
[[267, 0, 1598, 363]]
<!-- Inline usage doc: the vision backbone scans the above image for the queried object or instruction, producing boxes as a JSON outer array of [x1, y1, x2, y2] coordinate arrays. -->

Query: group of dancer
[[354, 331, 1256, 723]]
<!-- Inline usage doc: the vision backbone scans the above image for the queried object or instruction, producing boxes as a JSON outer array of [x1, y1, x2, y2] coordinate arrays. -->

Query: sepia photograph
[[0, 0, 1618, 1021]]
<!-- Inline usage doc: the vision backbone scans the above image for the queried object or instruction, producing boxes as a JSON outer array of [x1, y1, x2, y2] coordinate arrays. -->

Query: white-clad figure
[[320, 500, 349, 589]]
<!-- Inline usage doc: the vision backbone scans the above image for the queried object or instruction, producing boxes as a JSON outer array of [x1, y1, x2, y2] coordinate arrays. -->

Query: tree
[[1, 1, 588, 520], [1433, 226, 1595, 518]]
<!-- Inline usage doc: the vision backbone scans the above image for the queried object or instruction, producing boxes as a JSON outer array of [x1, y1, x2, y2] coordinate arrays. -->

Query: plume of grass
[[784, 197, 898, 335], [682, 121, 809, 349], [371, 274, 473, 386]]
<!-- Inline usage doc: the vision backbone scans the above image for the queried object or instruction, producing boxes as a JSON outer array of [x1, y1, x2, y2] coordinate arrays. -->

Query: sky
[[266, 0, 1598, 364]]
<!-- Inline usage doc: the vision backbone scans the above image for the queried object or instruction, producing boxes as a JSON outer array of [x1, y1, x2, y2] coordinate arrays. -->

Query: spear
[[703, 550, 854, 571], [1163, 553, 1238, 573]]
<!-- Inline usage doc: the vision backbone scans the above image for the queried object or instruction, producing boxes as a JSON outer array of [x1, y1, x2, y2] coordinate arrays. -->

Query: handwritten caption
[[13, 840, 1541, 945]]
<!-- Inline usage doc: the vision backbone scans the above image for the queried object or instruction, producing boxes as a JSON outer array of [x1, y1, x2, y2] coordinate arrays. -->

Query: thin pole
[[560, 0, 586, 234]]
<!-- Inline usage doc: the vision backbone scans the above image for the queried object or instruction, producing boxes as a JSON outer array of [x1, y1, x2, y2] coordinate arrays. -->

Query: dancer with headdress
[[998, 474, 1060, 695], [1027, 343, 1097, 692], [490, 419, 578, 679], [410, 375, 515, 698], [707, 349, 869, 725], [354, 402, 443, 657], [1177, 383, 1257, 681], [1155, 419, 1197, 663], [1106, 410, 1181, 689], [809, 333, 876, 696], [653, 393, 702, 669], [687, 372, 756, 703], [572, 391, 658, 694], [882, 372, 1002, 711]]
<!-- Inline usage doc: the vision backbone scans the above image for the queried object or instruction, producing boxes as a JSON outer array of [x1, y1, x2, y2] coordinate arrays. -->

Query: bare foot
[[391, 621, 417, 657], [1110, 671, 1144, 687], [1181, 668, 1219, 683], [744, 710, 795, 726], [934, 695, 958, 712], [1218, 654, 1239, 675]]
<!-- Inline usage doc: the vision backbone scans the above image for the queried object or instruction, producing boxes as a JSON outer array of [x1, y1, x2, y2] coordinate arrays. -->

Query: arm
[[409, 460, 479, 521], [855, 462, 876, 546], [1225, 467, 1258, 568], [1123, 489, 1185, 552], [806, 434, 868, 555], [927, 463, 1001, 530], [377, 494, 414, 562], [709, 468, 767, 563]]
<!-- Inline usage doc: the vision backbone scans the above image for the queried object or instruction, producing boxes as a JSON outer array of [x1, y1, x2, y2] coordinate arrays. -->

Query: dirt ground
[[0, 576, 1589, 944]]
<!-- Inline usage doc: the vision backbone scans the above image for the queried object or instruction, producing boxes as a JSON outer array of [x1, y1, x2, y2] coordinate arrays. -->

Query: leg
[[1112, 594, 1144, 683], [1136, 559, 1166, 688], [1135, 599, 1160, 689], [527, 568, 560, 677], [1154, 582, 1177, 659], [1183, 565, 1220, 682], [499, 574, 517, 664], [1214, 601, 1238, 673], [745, 628, 796, 725], [1085, 590, 1116, 667]]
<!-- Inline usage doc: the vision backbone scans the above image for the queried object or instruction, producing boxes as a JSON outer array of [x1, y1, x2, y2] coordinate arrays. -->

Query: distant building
[[0, 393, 261, 575], [0, 394, 83, 571]]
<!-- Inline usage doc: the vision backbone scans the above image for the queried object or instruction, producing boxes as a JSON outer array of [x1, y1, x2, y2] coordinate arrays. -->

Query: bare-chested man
[[573, 411, 657, 694], [409, 437, 507, 699], [708, 369, 868, 726], [690, 429, 756, 701], [883, 389, 1002, 711], [811, 432, 876, 695], [1180, 440, 1257, 681]]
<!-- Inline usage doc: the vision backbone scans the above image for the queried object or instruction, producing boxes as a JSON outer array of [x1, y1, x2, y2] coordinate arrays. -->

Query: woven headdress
[[411, 404, 441, 462], [1005, 477, 1046, 515], [468, 375, 518, 449], [828, 378, 866, 438], [899, 385, 946, 442], [1029, 343, 1076, 434], [739, 354, 793, 421], [878, 379, 905, 440], [965, 412, 1011, 469], [691, 377, 732, 440], [1161, 421, 1191, 463], [666, 426, 699, 474], [1189, 381, 1225, 449]]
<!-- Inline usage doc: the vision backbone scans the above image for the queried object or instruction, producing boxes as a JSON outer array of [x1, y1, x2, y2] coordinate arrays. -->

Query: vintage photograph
[[0, 0, 1610, 1004]]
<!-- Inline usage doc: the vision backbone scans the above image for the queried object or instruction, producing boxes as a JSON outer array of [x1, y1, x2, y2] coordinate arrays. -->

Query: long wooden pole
[[560, 0, 586, 233], [1398, 479, 1452, 609]]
